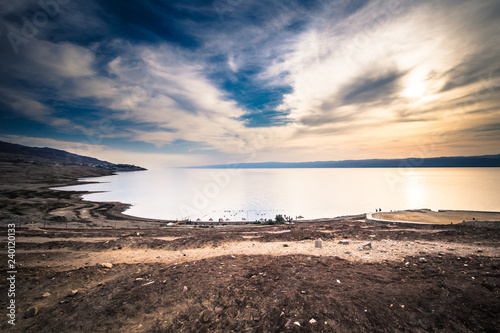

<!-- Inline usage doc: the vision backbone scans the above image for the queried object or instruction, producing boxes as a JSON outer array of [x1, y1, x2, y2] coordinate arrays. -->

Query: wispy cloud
[[0, 0, 499, 164]]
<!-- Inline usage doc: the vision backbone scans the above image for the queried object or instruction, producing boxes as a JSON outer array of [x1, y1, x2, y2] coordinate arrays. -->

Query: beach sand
[[377, 209, 500, 224]]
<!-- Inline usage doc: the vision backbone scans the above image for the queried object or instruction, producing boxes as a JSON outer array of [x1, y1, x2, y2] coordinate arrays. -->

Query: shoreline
[[2, 160, 499, 229]]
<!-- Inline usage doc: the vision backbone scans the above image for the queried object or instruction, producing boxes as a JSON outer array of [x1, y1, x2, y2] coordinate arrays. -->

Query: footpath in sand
[[17, 233, 499, 269]]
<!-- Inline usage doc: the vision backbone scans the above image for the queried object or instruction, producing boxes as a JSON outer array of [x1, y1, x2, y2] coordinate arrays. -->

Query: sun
[[402, 82, 426, 99]]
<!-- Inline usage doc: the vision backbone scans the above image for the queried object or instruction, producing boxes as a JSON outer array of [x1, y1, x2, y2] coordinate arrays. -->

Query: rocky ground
[[0, 160, 499, 332]]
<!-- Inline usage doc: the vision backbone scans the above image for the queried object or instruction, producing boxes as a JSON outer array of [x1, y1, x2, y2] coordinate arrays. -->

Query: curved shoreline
[[2, 161, 499, 229]]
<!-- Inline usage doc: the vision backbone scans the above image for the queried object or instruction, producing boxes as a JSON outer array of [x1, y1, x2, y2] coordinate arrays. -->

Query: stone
[[419, 258, 428, 263], [183, 286, 188, 292], [294, 321, 301, 326], [67, 290, 78, 297], [360, 242, 372, 250], [315, 239, 323, 248], [309, 318, 317, 324], [101, 263, 113, 269], [24, 307, 38, 319], [42, 292, 51, 298], [338, 240, 349, 245]]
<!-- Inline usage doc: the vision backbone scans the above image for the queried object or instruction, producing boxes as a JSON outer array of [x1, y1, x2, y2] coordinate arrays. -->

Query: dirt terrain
[[0, 160, 499, 332]]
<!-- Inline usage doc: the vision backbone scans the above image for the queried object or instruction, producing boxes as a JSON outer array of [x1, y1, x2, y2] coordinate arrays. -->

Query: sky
[[0, 0, 499, 168]]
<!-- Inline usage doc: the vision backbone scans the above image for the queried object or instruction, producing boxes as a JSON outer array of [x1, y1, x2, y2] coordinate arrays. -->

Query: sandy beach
[[1, 160, 499, 332], [375, 209, 500, 225]]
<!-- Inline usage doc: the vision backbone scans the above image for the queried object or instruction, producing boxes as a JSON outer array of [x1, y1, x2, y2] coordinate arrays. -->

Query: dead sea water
[[54, 167, 500, 221]]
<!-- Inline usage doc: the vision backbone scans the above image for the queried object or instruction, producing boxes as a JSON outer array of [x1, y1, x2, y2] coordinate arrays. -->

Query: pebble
[[24, 307, 38, 319], [338, 240, 349, 245], [294, 321, 301, 326], [183, 286, 188, 292], [360, 242, 372, 250], [67, 290, 78, 297], [101, 263, 113, 269], [419, 258, 428, 263], [42, 292, 51, 298], [309, 318, 317, 324]]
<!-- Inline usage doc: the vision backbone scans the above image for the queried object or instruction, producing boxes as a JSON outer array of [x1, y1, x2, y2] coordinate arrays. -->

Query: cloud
[[0, 134, 204, 168], [246, 0, 500, 158], [0, 0, 499, 165], [0, 87, 75, 128]]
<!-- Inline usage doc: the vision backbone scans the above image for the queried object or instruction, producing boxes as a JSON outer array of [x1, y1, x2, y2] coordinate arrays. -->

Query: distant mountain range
[[192, 154, 500, 169], [0, 140, 146, 171]]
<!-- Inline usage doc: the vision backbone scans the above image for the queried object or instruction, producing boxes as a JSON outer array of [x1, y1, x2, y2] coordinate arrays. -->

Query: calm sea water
[[54, 168, 500, 221]]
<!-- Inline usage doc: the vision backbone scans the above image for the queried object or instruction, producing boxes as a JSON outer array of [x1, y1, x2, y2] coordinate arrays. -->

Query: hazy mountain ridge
[[192, 154, 500, 169], [0, 140, 146, 171]]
